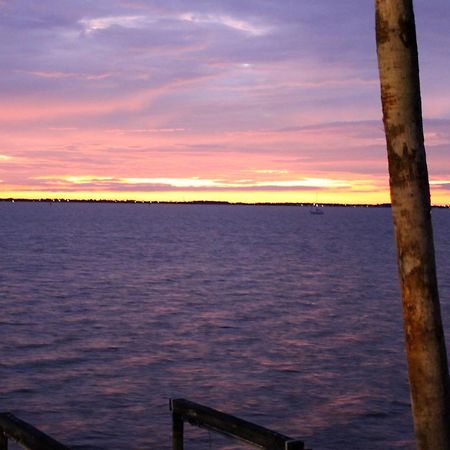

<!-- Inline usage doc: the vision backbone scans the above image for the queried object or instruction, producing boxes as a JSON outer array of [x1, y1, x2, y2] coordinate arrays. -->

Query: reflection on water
[[2, 203, 450, 449]]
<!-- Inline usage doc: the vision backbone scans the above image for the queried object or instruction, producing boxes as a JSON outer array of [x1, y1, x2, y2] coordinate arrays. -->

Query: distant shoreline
[[1, 198, 448, 208]]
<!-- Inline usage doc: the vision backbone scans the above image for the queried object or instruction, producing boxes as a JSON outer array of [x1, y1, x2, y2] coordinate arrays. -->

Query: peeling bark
[[375, 1, 450, 449]]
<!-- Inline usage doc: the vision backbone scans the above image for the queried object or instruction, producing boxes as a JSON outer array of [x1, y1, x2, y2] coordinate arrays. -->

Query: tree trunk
[[375, 0, 450, 448]]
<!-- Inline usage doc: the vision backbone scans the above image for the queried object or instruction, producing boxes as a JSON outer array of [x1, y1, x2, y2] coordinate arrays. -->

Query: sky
[[1, 0, 449, 204]]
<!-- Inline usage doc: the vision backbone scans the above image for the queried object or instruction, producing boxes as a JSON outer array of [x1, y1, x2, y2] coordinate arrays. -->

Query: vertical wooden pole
[[375, 1, 450, 448], [172, 412, 184, 450], [0, 431, 7, 450]]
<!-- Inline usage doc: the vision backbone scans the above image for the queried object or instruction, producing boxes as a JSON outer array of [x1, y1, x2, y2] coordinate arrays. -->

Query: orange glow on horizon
[[2, 179, 450, 205], [0, 188, 392, 205], [1, 2, 450, 212]]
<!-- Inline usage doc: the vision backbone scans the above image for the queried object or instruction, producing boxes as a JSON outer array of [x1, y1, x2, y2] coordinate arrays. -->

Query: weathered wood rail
[[1, 400, 306, 449], [170, 398, 306, 450], [0, 412, 69, 450]]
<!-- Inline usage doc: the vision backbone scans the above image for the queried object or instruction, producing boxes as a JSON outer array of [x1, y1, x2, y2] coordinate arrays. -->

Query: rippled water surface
[[2, 203, 450, 449]]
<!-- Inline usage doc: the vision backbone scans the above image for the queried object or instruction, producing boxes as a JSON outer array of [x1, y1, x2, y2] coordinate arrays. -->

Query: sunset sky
[[1, 0, 449, 204]]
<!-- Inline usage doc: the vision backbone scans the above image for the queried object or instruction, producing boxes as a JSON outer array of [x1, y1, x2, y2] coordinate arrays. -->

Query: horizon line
[[0, 197, 444, 208]]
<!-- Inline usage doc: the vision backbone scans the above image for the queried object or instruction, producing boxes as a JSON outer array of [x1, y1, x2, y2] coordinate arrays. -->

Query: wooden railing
[[0, 413, 69, 450], [2, 400, 306, 449], [170, 398, 306, 450]]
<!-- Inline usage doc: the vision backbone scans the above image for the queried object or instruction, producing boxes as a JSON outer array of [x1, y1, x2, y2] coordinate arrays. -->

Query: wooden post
[[0, 430, 7, 450], [375, 1, 450, 449], [172, 412, 184, 450]]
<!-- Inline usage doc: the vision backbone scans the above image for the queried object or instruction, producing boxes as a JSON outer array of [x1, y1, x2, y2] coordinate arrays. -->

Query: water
[[1, 202, 450, 449]]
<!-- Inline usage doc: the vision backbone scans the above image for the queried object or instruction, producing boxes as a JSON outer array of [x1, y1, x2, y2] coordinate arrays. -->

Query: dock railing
[[2, 400, 306, 449], [170, 398, 306, 450], [0, 412, 70, 450]]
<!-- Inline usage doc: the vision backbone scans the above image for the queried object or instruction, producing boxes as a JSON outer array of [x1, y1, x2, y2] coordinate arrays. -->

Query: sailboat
[[310, 204, 324, 215], [310, 193, 324, 215]]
